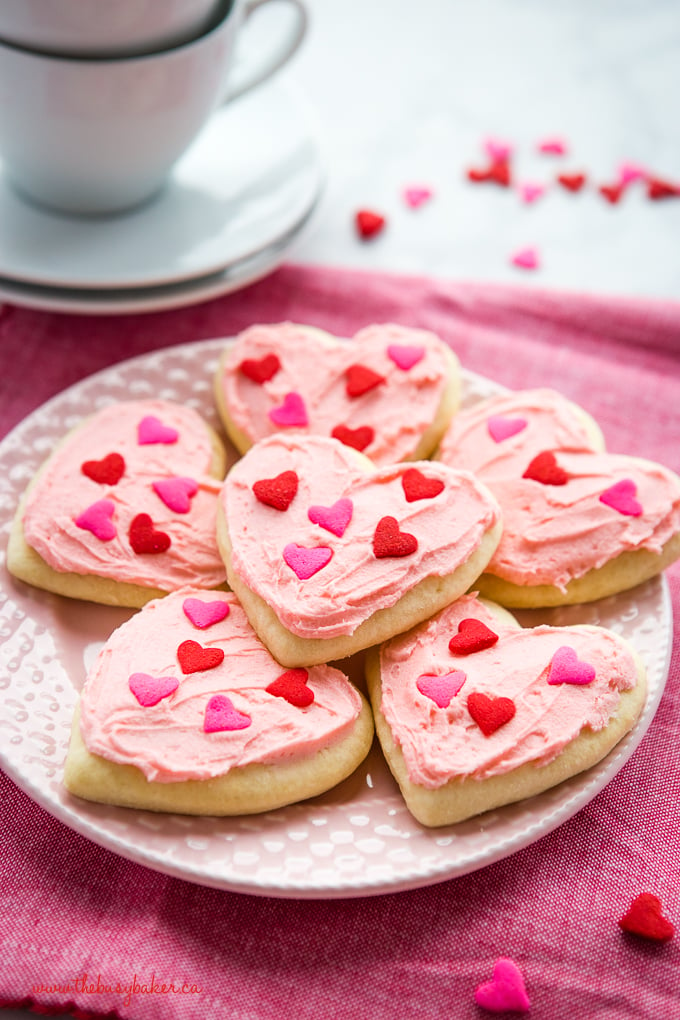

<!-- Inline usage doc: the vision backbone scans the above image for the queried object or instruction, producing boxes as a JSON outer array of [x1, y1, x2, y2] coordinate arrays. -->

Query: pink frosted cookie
[[366, 592, 646, 826], [436, 388, 680, 606], [64, 588, 374, 815], [214, 321, 461, 465], [217, 433, 502, 666], [8, 400, 228, 608]]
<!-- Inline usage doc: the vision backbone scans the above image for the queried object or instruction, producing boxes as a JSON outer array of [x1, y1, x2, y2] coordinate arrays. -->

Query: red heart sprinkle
[[467, 692, 516, 736], [618, 893, 675, 942], [522, 451, 569, 486], [239, 353, 281, 384], [557, 172, 586, 192], [252, 470, 299, 511], [647, 177, 680, 200], [346, 363, 385, 398], [355, 209, 386, 239], [373, 516, 418, 558], [467, 160, 511, 187], [266, 668, 315, 708], [81, 452, 125, 486], [401, 468, 445, 502], [331, 424, 374, 452], [177, 639, 225, 674], [599, 182, 625, 204], [128, 513, 171, 554], [449, 618, 499, 655]]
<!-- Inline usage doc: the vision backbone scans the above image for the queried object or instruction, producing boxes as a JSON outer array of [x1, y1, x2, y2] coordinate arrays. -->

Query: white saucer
[[0, 77, 323, 292]]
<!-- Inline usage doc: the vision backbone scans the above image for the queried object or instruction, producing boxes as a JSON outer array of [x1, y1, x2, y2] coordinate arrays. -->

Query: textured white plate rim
[[0, 78, 323, 291], [0, 339, 672, 899]]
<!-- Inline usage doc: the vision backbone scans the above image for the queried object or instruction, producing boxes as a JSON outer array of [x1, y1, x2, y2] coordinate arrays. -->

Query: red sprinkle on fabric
[[346, 363, 385, 398], [557, 172, 586, 192], [467, 692, 516, 736], [252, 470, 299, 511], [355, 209, 386, 239], [331, 424, 374, 452], [239, 353, 281, 384], [177, 639, 225, 674], [523, 451, 569, 486], [618, 893, 676, 942], [647, 177, 680, 200], [449, 618, 499, 655], [599, 182, 625, 204], [372, 516, 418, 558], [266, 668, 315, 708], [401, 467, 445, 503], [81, 452, 125, 486], [128, 513, 171, 554], [467, 160, 512, 187]]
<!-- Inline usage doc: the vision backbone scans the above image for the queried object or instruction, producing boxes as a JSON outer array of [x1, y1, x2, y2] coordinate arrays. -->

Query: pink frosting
[[437, 389, 680, 590], [219, 322, 455, 464], [223, 434, 501, 639], [22, 400, 226, 591], [79, 588, 363, 782], [378, 593, 639, 787]]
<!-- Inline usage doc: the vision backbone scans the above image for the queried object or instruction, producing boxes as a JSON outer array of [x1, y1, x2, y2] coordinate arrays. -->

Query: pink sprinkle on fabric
[[519, 182, 546, 204], [403, 186, 433, 208], [548, 646, 596, 686], [475, 958, 531, 1013], [538, 137, 568, 155], [268, 392, 308, 428], [387, 344, 425, 370], [74, 499, 116, 541], [484, 137, 514, 162], [487, 415, 528, 442], [618, 161, 646, 185], [308, 498, 353, 537], [283, 543, 333, 579], [137, 415, 179, 445], [182, 598, 230, 629], [416, 671, 466, 708], [511, 247, 540, 270], [152, 477, 198, 514]]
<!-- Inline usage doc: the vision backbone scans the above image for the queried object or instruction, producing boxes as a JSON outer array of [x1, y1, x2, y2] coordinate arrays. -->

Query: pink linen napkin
[[1, 263, 680, 1020]]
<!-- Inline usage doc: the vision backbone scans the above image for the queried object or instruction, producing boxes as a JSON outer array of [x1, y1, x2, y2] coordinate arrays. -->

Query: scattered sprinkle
[[484, 137, 514, 162], [475, 958, 531, 1013], [518, 182, 546, 204], [355, 209, 386, 239], [538, 137, 568, 155], [619, 893, 676, 942], [510, 247, 540, 270], [403, 186, 433, 208], [557, 172, 587, 192]]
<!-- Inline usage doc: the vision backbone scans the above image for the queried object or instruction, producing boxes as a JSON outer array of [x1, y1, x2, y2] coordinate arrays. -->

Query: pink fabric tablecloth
[[1, 263, 679, 1020]]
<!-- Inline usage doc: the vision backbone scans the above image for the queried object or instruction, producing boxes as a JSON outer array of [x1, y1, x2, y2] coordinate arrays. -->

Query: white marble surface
[[284, 0, 680, 298], [3, 3, 679, 1018]]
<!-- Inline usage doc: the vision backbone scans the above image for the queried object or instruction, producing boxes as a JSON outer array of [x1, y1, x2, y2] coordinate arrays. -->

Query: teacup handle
[[223, 0, 308, 103]]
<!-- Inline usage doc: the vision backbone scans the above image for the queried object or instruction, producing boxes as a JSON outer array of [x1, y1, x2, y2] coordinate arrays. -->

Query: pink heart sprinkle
[[416, 671, 466, 708], [538, 137, 567, 155], [487, 415, 528, 443], [599, 478, 643, 517], [484, 137, 513, 162], [137, 415, 179, 445], [511, 247, 540, 270], [475, 958, 531, 1013], [128, 672, 179, 707], [203, 694, 251, 733], [548, 645, 596, 686], [268, 391, 308, 428], [387, 344, 425, 370], [152, 476, 198, 514], [403, 186, 433, 208], [308, 498, 353, 537], [283, 543, 333, 579], [74, 499, 116, 541], [618, 161, 646, 185], [183, 597, 230, 629], [519, 182, 545, 204]]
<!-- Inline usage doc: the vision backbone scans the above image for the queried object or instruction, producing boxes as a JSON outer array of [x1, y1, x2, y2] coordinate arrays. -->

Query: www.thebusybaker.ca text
[[32, 972, 202, 1008]]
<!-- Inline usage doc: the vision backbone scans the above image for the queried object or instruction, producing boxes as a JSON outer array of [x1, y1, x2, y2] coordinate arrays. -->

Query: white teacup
[[0, 0, 225, 58], [0, 0, 308, 215]]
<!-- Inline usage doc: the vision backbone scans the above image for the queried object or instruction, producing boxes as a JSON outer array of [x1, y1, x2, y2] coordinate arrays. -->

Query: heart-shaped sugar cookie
[[219, 434, 502, 666], [367, 592, 646, 826], [8, 400, 227, 607], [436, 388, 680, 605], [64, 588, 373, 816], [215, 322, 461, 465]]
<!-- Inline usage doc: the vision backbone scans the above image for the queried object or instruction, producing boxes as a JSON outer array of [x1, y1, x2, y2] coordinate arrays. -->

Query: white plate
[[0, 211, 316, 315], [0, 78, 323, 291], [0, 340, 672, 898]]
